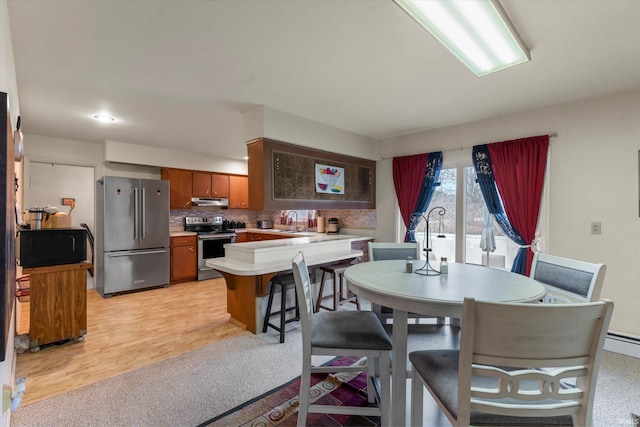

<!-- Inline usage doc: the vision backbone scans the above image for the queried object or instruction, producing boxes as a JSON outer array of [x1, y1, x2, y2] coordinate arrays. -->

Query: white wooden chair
[[367, 242, 445, 325], [292, 251, 392, 427], [410, 297, 614, 427], [530, 252, 606, 304]]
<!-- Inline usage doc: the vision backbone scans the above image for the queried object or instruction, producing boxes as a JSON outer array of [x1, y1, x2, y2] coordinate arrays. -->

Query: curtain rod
[[379, 132, 557, 161]]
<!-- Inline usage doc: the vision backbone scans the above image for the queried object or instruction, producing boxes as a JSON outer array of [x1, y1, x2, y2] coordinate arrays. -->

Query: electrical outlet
[[591, 222, 602, 234]]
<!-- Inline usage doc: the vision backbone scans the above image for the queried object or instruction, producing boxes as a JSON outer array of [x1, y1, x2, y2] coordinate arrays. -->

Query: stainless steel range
[[184, 216, 236, 280]]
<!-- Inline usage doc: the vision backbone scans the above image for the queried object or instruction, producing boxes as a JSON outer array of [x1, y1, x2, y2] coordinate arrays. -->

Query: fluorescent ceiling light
[[394, 0, 530, 76]]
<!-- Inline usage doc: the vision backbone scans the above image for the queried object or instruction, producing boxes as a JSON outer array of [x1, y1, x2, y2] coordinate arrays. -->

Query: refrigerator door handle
[[133, 187, 140, 239], [141, 187, 146, 239], [108, 249, 169, 257]]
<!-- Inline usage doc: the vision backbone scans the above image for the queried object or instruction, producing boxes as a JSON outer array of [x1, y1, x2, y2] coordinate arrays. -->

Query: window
[[404, 150, 547, 268]]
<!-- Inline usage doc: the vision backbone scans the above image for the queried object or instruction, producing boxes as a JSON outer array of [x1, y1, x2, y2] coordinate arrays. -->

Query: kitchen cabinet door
[[211, 173, 230, 198], [161, 168, 192, 209], [170, 235, 197, 282], [192, 171, 212, 197], [229, 175, 249, 209], [235, 232, 249, 243]]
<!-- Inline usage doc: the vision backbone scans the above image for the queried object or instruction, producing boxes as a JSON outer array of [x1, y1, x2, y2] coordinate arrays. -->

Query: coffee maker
[[327, 218, 339, 234]]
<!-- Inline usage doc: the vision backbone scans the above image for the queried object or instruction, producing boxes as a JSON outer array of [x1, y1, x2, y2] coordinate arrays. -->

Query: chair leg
[[331, 272, 338, 310], [297, 355, 311, 427], [315, 270, 328, 312], [294, 287, 300, 321], [279, 283, 286, 343], [341, 273, 361, 310], [366, 356, 376, 403], [380, 351, 391, 427], [410, 368, 424, 427], [262, 282, 275, 333]]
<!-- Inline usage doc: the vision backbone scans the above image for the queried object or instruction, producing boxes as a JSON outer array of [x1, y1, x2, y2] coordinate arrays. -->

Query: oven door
[[197, 235, 235, 280]]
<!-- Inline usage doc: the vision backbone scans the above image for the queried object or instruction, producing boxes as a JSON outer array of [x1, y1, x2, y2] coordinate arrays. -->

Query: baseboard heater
[[605, 333, 640, 359]]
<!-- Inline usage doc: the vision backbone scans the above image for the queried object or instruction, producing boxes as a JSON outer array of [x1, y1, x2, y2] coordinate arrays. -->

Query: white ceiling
[[8, 0, 640, 161]]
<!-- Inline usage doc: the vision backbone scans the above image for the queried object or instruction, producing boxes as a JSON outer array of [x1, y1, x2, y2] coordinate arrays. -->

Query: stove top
[[184, 216, 244, 234], [196, 229, 235, 235]]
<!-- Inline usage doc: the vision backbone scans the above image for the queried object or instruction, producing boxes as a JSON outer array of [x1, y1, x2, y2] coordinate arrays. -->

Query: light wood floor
[[15, 277, 247, 406]]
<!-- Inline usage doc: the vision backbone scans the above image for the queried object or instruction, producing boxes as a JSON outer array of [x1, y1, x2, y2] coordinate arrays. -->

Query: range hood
[[191, 197, 229, 207]]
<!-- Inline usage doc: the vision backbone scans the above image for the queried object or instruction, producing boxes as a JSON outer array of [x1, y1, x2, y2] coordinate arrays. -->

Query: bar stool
[[263, 272, 300, 343], [315, 261, 360, 312]]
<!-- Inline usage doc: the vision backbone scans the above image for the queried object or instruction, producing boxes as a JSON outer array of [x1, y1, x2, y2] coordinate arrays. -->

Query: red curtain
[[487, 135, 549, 275], [393, 154, 429, 235]]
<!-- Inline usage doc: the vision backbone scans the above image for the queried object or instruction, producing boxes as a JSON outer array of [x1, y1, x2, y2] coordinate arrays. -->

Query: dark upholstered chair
[[530, 252, 606, 304], [410, 297, 613, 427], [368, 242, 445, 326], [292, 251, 392, 427]]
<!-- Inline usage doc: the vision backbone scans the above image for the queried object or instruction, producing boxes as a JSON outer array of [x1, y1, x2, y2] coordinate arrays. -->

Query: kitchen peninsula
[[206, 233, 367, 333]]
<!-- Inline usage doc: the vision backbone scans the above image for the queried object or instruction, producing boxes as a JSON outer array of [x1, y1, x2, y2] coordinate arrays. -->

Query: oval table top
[[344, 259, 547, 318]]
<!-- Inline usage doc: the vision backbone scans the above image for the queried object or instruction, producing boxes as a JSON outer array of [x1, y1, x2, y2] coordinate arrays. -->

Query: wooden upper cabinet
[[248, 138, 375, 210], [193, 172, 230, 198], [211, 173, 230, 198], [161, 168, 192, 209], [229, 175, 249, 209], [192, 171, 212, 197]]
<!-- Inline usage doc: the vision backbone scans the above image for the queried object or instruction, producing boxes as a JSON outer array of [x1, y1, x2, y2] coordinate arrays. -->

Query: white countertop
[[206, 232, 367, 275]]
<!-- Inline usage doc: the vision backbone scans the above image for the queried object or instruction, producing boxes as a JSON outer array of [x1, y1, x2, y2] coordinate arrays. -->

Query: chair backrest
[[530, 252, 606, 303], [457, 297, 613, 426], [368, 242, 420, 261], [292, 251, 314, 349]]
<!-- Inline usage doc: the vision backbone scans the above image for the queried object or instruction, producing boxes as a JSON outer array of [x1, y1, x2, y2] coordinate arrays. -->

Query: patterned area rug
[[199, 356, 380, 427]]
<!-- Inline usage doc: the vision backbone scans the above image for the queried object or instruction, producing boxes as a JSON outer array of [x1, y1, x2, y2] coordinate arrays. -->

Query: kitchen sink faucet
[[287, 211, 302, 232]]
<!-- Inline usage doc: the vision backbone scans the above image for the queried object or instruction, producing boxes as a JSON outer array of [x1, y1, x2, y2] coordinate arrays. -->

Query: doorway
[[25, 162, 95, 286]]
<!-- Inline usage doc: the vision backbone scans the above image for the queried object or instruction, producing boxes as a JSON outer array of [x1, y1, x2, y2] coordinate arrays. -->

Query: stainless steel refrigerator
[[95, 176, 170, 297]]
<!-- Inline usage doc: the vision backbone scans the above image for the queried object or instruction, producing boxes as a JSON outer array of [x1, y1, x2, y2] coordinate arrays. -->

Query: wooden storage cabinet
[[235, 232, 249, 243], [211, 173, 230, 198], [161, 168, 193, 209], [247, 232, 293, 241], [170, 235, 197, 282], [193, 172, 230, 198], [229, 175, 249, 209], [248, 138, 375, 210], [24, 262, 91, 352]]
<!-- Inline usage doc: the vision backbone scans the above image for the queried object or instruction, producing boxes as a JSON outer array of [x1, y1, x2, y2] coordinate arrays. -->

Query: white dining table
[[344, 259, 547, 426]]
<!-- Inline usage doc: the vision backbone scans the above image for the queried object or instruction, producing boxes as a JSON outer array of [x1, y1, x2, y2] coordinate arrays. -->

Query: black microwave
[[17, 228, 87, 268]]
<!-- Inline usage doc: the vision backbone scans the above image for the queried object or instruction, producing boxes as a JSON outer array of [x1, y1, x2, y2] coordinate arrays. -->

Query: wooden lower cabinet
[[23, 262, 91, 352], [235, 232, 249, 243], [247, 232, 292, 241], [170, 235, 197, 282]]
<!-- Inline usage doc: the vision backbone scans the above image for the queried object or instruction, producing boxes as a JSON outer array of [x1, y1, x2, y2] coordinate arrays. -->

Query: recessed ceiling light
[[93, 114, 115, 123]]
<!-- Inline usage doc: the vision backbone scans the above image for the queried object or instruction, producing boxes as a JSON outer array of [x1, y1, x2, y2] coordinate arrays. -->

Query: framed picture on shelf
[[315, 164, 345, 194]]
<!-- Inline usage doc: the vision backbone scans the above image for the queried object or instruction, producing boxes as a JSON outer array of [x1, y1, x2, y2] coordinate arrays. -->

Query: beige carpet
[[10, 328, 319, 427], [10, 325, 640, 427]]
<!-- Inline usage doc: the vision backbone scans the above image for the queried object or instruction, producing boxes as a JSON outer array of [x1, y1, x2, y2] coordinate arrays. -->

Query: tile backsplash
[[170, 209, 376, 230]]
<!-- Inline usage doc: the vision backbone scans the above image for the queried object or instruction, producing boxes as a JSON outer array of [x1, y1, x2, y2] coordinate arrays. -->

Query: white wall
[[104, 141, 248, 175], [375, 89, 640, 338], [261, 107, 377, 160]]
